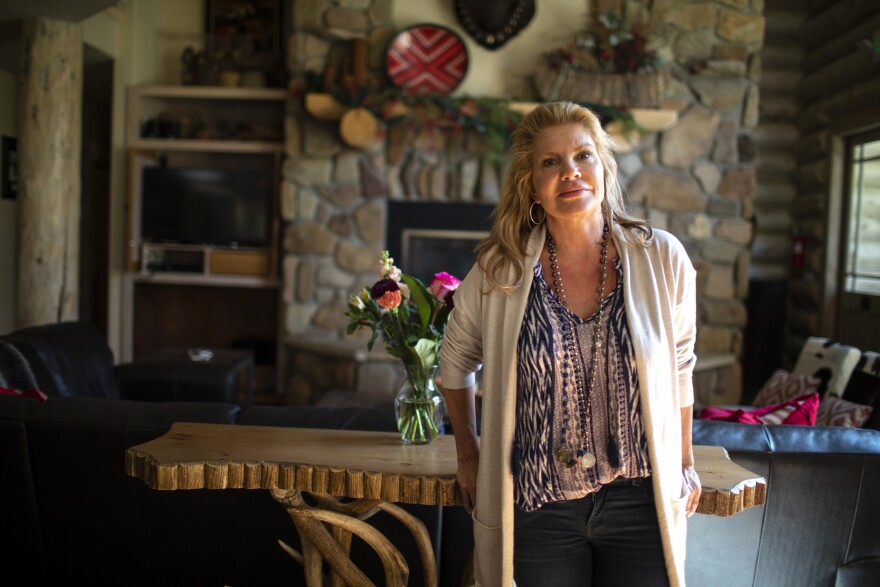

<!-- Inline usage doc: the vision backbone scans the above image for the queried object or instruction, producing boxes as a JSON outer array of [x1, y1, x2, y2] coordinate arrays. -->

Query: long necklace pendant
[[556, 445, 571, 464], [556, 446, 577, 468], [607, 433, 620, 468], [580, 451, 597, 468]]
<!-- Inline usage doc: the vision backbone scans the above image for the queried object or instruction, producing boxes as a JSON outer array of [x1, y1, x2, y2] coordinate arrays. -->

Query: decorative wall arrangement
[[181, 0, 286, 87]]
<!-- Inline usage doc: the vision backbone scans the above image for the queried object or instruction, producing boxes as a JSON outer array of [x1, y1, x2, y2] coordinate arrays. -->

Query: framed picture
[[2, 136, 18, 200], [205, 0, 283, 71]]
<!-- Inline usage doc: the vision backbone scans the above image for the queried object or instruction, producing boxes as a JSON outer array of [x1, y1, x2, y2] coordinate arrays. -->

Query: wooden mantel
[[303, 93, 678, 154]]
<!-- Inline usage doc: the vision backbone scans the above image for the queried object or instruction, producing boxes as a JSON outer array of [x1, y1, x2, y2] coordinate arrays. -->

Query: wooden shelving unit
[[129, 138, 284, 154], [126, 85, 287, 153], [125, 85, 286, 282], [122, 85, 288, 400]]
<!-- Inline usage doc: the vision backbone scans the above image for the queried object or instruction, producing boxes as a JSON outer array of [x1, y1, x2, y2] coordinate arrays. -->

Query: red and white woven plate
[[386, 25, 469, 95]]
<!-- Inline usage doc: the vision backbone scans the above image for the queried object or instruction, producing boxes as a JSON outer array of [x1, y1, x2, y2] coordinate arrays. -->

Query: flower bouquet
[[346, 251, 460, 444]]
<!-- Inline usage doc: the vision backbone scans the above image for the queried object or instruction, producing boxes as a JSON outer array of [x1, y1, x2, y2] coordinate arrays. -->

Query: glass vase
[[394, 366, 444, 445]]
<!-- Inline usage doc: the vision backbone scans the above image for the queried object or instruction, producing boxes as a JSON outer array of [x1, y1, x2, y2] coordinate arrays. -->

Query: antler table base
[[271, 490, 436, 587]]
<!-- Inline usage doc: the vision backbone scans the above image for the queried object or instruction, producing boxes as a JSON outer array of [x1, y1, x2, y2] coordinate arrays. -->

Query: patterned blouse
[[514, 257, 652, 512]]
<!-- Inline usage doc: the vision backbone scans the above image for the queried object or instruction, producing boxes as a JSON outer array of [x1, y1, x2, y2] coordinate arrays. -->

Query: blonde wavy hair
[[475, 101, 652, 291]]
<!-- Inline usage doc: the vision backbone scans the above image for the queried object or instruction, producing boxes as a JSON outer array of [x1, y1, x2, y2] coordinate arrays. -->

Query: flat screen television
[[141, 167, 271, 247]]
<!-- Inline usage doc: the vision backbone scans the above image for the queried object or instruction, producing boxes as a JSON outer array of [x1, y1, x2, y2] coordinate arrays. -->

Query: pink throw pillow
[[701, 393, 820, 426], [816, 396, 874, 428], [752, 369, 821, 407], [0, 387, 48, 402]]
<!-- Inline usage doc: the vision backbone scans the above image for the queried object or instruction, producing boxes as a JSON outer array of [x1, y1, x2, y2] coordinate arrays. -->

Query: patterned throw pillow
[[843, 351, 880, 430], [701, 393, 820, 426], [792, 337, 861, 397], [817, 396, 874, 428], [753, 369, 821, 407]]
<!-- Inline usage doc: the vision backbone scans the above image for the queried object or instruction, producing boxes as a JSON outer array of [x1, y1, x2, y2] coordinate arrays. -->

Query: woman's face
[[531, 123, 605, 224]]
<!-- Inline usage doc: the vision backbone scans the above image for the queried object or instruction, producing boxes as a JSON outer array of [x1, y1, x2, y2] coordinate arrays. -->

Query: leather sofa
[[688, 419, 880, 586], [0, 322, 244, 404]]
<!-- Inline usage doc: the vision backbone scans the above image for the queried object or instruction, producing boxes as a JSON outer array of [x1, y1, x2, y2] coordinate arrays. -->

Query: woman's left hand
[[683, 466, 701, 517], [680, 406, 700, 517]]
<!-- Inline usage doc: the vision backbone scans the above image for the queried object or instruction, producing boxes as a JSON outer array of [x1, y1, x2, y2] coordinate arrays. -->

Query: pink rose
[[429, 272, 461, 309]]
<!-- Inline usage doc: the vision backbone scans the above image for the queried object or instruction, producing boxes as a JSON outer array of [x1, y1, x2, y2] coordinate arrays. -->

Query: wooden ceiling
[[0, 0, 118, 24], [0, 0, 118, 74]]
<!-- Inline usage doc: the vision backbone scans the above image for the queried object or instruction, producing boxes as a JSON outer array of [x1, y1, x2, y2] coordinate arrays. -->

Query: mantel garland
[[302, 83, 636, 164]]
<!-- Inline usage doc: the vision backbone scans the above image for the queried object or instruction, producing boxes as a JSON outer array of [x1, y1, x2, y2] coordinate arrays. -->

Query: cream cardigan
[[439, 223, 697, 586]]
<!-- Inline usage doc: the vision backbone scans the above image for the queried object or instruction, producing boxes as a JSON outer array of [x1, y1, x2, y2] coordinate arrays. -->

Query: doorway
[[836, 127, 880, 350], [79, 49, 112, 335]]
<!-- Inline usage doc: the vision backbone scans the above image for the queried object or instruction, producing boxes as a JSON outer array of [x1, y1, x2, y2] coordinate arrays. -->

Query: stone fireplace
[[281, 0, 764, 408]]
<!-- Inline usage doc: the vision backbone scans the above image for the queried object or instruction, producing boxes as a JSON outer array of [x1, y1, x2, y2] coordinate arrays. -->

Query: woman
[[439, 101, 701, 587]]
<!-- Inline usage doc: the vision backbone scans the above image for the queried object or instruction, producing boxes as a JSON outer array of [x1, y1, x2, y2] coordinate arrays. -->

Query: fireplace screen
[[387, 201, 495, 285], [401, 228, 488, 284]]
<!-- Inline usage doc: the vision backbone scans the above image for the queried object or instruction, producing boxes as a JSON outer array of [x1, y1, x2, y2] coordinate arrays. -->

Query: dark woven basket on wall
[[534, 65, 667, 108]]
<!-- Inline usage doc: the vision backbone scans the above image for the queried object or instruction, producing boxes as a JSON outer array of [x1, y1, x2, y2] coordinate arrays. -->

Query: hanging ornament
[[454, 0, 536, 51], [386, 25, 469, 95]]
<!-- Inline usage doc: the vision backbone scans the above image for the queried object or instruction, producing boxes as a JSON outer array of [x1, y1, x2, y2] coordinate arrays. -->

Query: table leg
[[271, 489, 438, 587], [328, 525, 354, 587]]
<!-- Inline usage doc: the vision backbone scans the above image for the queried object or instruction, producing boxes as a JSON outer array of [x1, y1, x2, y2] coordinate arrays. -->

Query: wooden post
[[16, 18, 83, 328]]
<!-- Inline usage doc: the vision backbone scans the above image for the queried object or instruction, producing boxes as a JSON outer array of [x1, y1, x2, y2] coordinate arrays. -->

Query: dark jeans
[[513, 478, 669, 587]]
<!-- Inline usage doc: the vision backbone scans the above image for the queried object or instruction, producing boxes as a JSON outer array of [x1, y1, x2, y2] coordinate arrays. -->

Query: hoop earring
[[529, 201, 544, 225]]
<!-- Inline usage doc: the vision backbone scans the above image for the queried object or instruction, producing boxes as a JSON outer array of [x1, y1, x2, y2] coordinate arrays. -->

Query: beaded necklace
[[547, 221, 618, 469]]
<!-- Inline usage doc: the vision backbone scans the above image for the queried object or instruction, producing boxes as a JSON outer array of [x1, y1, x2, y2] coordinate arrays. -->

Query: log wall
[[787, 0, 880, 359]]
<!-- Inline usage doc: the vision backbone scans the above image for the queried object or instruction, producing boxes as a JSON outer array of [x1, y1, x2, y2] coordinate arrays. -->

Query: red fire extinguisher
[[791, 228, 805, 271]]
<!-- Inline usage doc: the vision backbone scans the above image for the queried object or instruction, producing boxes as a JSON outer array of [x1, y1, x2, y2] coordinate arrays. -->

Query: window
[[843, 130, 880, 295]]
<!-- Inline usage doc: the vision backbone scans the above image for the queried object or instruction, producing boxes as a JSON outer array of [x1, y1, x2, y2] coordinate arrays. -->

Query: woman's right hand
[[457, 451, 480, 514], [439, 383, 480, 514]]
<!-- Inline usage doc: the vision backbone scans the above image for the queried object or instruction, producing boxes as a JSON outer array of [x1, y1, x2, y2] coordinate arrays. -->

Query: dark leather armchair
[[0, 321, 240, 403]]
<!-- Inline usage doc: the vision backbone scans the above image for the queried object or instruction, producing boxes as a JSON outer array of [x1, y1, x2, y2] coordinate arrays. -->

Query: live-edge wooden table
[[126, 422, 767, 586]]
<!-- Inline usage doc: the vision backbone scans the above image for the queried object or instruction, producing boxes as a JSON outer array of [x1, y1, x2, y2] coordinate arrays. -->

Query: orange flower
[[371, 278, 402, 310], [377, 290, 402, 310]]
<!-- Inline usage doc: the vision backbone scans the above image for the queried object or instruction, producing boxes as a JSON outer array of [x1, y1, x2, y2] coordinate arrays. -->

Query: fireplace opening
[[387, 201, 495, 283]]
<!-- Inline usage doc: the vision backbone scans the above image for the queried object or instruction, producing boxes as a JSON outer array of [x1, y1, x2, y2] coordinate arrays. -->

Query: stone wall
[[628, 0, 764, 406], [279, 0, 765, 407]]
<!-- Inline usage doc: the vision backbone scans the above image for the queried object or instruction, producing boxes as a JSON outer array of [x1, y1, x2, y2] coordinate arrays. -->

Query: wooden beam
[[304, 93, 348, 121], [803, 13, 880, 72], [799, 0, 880, 50], [795, 49, 880, 101], [16, 18, 83, 328], [800, 76, 880, 127]]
